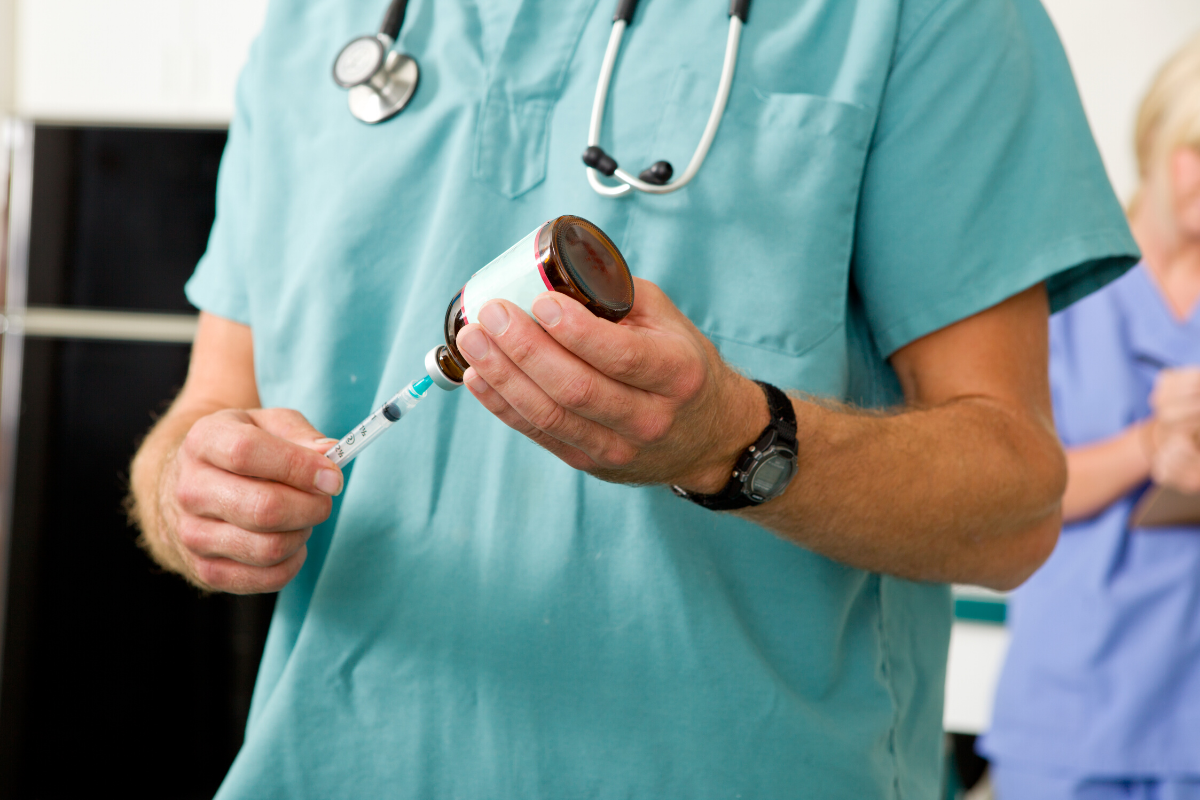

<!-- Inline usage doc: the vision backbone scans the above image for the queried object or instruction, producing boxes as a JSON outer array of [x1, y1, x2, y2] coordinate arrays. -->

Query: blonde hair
[[1132, 31, 1200, 216]]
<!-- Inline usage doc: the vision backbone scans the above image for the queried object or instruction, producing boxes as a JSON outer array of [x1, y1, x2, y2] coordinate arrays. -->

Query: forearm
[[739, 394, 1065, 590], [1060, 423, 1151, 523]]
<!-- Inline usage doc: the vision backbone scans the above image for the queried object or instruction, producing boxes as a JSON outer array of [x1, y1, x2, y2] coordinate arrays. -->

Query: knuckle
[[257, 534, 292, 565], [267, 407, 303, 424], [193, 558, 226, 589], [529, 398, 570, 433], [176, 517, 206, 553], [278, 450, 304, 486], [563, 450, 597, 472], [276, 547, 308, 585], [525, 427, 560, 451], [250, 489, 286, 530], [673, 359, 708, 402], [290, 449, 320, 486], [558, 372, 598, 410], [504, 329, 540, 365], [598, 441, 637, 469], [173, 475, 203, 512], [611, 343, 647, 380], [225, 433, 257, 474], [181, 420, 212, 459], [630, 411, 673, 445], [250, 549, 306, 593]]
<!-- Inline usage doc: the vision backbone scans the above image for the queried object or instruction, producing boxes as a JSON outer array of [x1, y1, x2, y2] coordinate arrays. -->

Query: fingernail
[[464, 368, 489, 393], [532, 295, 562, 327], [315, 437, 338, 446], [457, 326, 489, 360], [478, 302, 510, 335], [315, 469, 342, 496]]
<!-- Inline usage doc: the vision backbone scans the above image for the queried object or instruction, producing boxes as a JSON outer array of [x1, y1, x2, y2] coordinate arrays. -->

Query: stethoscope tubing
[[587, 15, 744, 196]]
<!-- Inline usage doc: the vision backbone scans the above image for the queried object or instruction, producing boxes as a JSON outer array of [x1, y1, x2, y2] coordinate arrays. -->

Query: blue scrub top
[[186, 0, 1137, 797], [983, 264, 1200, 777]]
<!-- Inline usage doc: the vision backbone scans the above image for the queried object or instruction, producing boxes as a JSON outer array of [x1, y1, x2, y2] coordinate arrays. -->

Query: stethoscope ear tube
[[614, 0, 640, 23], [380, 0, 409, 39], [728, 0, 751, 23], [585, 3, 746, 197]]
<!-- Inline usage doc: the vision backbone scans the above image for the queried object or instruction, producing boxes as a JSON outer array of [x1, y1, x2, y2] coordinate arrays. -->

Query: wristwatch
[[671, 381, 799, 511]]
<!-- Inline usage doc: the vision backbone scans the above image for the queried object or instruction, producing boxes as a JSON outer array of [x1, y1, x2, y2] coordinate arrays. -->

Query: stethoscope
[[333, 0, 752, 196], [331, 1, 419, 125]]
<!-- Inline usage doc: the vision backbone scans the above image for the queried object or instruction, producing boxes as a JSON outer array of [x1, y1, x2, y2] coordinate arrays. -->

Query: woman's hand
[[1149, 367, 1200, 492]]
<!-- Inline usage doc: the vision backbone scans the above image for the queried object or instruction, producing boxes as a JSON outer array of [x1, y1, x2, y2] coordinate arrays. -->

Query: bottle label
[[462, 223, 552, 324]]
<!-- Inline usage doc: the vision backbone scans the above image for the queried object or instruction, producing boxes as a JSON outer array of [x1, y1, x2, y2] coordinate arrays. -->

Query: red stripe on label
[[533, 222, 553, 292], [536, 261, 553, 292]]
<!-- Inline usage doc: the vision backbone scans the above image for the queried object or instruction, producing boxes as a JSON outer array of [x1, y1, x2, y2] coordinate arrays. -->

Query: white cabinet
[[15, 0, 268, 126], [944, 622, 1011, 735]]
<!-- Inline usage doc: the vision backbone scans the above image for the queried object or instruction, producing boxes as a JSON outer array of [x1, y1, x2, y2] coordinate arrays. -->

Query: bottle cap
[[553, 217, 634, 319], [426, 346, 464, 391]]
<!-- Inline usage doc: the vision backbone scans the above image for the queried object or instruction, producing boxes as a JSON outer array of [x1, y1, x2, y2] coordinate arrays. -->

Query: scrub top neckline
[[1137, 260, 1200, 328]]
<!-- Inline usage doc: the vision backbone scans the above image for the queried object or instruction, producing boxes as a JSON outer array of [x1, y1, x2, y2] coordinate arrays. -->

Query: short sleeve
[[183, 47, 259, 325], [853, 0, 1140, 356]]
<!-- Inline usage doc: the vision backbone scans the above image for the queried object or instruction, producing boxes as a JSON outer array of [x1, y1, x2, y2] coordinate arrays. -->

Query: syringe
[[324, 374, 434, 467]]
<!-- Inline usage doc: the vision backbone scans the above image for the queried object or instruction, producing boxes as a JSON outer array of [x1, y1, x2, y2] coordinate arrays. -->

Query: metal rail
[[1, 307, 198, 343], [0, 118, 33, 684]]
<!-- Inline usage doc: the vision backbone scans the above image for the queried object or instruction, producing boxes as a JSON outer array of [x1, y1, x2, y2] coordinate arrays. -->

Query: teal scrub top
[[186, 0, 1138, 797]]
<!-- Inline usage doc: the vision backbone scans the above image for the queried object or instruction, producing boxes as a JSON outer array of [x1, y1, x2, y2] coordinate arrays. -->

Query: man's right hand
[[157, 407, 342, 594]]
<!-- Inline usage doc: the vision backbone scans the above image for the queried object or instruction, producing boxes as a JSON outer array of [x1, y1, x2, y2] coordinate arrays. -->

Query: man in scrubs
[[129, 0, 1138, 796]]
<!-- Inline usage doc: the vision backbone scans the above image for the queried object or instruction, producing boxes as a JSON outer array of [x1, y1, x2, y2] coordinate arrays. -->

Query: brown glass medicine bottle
[[425, 215, 635, 390]]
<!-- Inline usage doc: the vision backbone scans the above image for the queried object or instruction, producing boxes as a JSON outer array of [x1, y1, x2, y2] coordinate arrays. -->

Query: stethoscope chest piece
[[334, 33, 419, 124]]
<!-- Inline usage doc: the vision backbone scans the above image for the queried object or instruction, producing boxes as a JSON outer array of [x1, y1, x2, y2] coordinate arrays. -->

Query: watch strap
[[759, 380, 797, 440], [671, 381, 797, 511]]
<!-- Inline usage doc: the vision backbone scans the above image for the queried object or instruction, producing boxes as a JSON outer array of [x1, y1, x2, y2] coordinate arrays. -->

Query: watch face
[[746, 449, 797, 501]]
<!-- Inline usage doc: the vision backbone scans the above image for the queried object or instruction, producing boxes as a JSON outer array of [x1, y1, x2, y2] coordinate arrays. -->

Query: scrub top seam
[[552, 0, 601, 98], [873, 574, 905, 800], [891, 0, 954, 65], [703, 319, 844, 361]]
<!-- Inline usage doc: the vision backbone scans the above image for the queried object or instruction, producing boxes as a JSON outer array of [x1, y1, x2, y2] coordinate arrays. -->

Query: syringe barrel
[[325, 407, 394, 466], [323, 375, 432, 468]]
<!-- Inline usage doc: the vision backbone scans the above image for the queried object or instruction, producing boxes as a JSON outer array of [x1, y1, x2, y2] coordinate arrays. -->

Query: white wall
[[4, 0, 1199, 149], [0, 0, 14, 115], [13, 0, 267, 126], [1042, 0, 1200, 203]]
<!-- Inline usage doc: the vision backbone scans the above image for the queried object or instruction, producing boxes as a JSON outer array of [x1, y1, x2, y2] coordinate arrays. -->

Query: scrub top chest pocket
[[624, 77, 877, 384]]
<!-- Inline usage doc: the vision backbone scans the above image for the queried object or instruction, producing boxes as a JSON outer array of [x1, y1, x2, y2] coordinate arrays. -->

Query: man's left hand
[[454, 278, 767, 493]]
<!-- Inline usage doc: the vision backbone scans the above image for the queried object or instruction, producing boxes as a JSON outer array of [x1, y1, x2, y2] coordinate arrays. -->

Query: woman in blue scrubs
[[982, 33, 1200, 799]]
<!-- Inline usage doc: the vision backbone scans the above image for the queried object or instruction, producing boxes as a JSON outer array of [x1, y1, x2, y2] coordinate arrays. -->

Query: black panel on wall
[[0, 127, 274, 799], [26, 126, 226, 311]]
